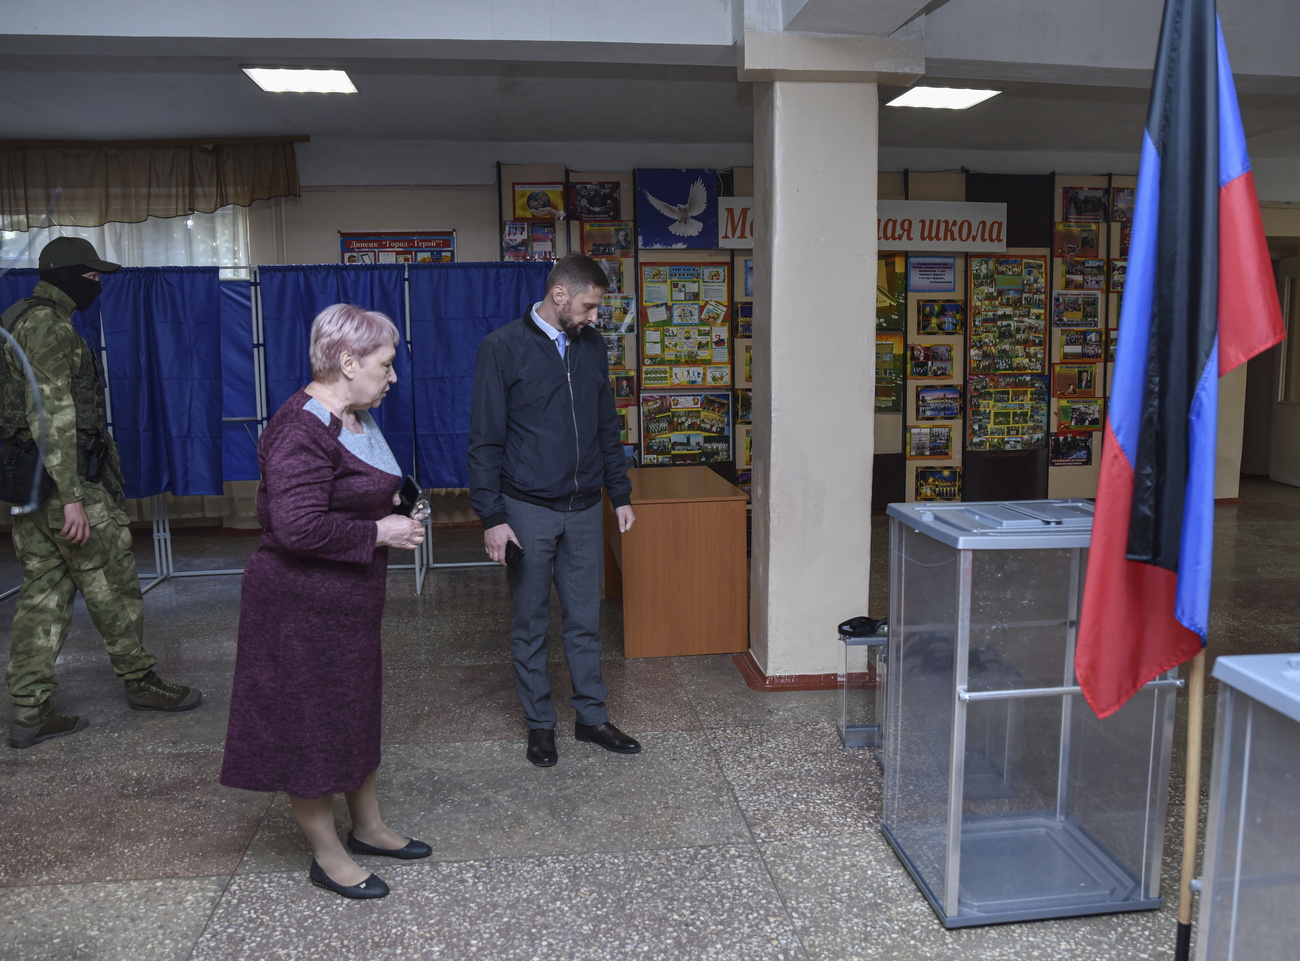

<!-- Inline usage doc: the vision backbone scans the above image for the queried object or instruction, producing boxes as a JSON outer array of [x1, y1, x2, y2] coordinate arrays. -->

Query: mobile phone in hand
[[395, 475, 422, 516], [505, 540, 524, 567]]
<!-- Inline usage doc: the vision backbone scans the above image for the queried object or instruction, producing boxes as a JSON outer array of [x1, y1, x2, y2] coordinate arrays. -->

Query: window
[[1, 206, 250, 278]]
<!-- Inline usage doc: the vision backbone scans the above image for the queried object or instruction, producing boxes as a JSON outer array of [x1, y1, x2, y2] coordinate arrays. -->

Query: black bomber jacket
[[468, 311, 632, 529]]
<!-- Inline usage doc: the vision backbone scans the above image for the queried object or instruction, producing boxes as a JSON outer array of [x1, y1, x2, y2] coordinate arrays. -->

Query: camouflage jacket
[[0, 281, 124, 505]]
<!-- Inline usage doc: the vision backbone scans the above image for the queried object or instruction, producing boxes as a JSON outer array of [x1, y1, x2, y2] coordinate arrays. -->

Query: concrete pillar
[[749, 80, 879, 676]]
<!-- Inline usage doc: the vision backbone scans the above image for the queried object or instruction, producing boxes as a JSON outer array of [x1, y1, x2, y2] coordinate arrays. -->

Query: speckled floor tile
[[0, 753, 269, 886], [383, 652, 695, 744], [0, 877, 227, 961], [236, 735, 750, 873], [0, 671, 232, 759], [708, 721, 882, 841], [201, 845, 808, 961], [762, 819, 1187, 961], [672, 654, 842, 728]]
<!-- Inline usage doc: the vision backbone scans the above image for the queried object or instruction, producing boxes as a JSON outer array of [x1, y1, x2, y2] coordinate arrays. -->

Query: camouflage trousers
[[5, 483, 154, 706]]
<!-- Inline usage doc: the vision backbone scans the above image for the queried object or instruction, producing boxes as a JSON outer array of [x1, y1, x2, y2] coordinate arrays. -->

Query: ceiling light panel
[[243, 68, 357, 94], [886, 87, 1001, 110]]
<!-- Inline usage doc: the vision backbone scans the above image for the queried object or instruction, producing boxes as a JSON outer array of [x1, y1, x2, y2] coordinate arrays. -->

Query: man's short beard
[[557, 306, 586, 336]]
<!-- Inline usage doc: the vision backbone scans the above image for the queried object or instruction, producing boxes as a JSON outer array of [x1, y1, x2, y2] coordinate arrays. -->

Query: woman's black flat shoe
[[346, 831, 433, 860], [309, 859, 389, 899]]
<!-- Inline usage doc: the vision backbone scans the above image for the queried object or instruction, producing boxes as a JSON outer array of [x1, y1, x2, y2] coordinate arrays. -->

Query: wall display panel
[[640, 392, 731, 465], [339, 230, 455, 264], [967, 373, 1049, 451], [916, 384, 963, 420], [916, 300, 965, 335], [582, 221, 634, 257], [569, 181, 621, 220], [1053, 222, 1100, 258], [1050, 433, 1093, 466], [915, 466, 961, 501], [1057, 399, 1103, 431], [876, 332, 905, 412], [1061, 186, 1109, 222], [877, 253, 907, 329], [640, 262, 731, 389], [968, 255, 1047, 374], [512, 183, 566, 220], [636, 168, 719, 249], [910, 342, 954, 379], [1050, 363, 1098, 397], [908, 425, 953, 460], [735, 388, 752, 423]]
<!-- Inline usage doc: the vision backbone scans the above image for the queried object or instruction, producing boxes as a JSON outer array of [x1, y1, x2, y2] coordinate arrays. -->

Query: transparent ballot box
[[882, 500, 1177, 928], [1196, 654, 1300, 961], [839, 628, 887, 750]]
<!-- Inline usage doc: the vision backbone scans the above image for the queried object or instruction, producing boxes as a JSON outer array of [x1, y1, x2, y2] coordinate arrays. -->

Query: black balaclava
[[40, 264, 102, 312]]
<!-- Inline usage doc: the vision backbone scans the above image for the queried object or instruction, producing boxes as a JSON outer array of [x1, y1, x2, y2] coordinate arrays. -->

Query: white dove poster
[[636, 168, 718, 249]]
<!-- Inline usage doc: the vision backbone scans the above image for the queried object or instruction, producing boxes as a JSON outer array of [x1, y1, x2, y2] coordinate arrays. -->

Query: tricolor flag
[[1076, 0, 1285, 719]]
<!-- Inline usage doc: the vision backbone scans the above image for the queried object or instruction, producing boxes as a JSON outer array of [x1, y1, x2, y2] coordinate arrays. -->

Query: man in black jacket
[[469, 255, 639, 767]]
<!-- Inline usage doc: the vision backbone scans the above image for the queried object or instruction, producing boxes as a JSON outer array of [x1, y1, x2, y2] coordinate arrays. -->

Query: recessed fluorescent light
[[886, 86, 1000, 110], [243, 67, 357, 94]]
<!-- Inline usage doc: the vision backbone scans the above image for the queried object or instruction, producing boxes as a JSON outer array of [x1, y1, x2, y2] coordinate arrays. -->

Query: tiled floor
[[0, 477, 1297, 961]]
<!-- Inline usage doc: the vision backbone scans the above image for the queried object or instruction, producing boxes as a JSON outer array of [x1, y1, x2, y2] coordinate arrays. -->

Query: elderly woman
[[221, 304, 428, 900]]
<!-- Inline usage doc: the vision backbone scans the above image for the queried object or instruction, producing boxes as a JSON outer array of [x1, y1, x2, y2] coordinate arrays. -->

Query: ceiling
[[2, 3, 1299, 196]]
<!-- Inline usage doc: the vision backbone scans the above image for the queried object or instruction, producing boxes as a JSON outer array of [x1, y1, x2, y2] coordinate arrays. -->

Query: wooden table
[[603, 465, 749, 658]]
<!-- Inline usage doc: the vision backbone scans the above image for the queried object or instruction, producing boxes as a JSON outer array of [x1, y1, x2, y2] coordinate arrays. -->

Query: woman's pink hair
[[309, 303, 399, 380]]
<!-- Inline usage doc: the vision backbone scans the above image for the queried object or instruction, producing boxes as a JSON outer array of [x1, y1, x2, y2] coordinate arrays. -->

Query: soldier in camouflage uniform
[[2, 237, 201, 749]]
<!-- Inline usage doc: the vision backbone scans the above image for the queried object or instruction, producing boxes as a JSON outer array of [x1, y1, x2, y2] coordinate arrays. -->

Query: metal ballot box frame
[[882, 499, 1179, 929], [1196, 653, 1300, 961]]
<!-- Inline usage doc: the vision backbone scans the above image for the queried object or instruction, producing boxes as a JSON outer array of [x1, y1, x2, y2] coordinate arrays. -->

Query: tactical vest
[[0, 295, 108, 440]]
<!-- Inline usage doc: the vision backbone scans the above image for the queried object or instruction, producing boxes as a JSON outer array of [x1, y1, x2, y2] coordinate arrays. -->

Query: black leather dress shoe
[[309, 859, 389, 900], [527, 727, 558, 767], [575, 721, 642, 754], [346, 831, 433, 860]]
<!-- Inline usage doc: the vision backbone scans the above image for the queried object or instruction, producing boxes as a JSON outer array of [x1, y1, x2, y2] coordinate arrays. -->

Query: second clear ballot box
[[1196, 653, 1300, 961], [882, 500, 1178, 928]]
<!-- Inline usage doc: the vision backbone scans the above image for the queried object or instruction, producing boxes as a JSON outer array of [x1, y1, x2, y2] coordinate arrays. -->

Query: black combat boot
[[9, 701, 88, 749], [124, 671, 202, 712]]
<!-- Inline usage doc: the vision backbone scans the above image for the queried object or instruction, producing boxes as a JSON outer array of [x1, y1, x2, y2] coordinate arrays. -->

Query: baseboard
[[732, 650, 842, 692]]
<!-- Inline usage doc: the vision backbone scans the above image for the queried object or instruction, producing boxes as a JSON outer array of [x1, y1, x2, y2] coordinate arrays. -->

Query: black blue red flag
[[1076, 0, 1285, 718]]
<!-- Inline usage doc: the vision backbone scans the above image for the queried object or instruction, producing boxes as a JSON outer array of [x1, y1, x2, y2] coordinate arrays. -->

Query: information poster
[[640, 263, 731, 388], [968, 255, 1047, 374], [340, 231, 455, 264], [967, 374, 1049, 451], [640, 392, 732, 465], [908, 256, 957, 293]]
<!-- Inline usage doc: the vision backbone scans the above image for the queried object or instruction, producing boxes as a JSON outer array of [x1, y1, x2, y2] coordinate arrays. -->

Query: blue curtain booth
[[99, 267, 225, 498], [408, 261, 551, 488], [4, 261, 554, 497], [258, 264, 414, 475], [220, 279, 259, 482]]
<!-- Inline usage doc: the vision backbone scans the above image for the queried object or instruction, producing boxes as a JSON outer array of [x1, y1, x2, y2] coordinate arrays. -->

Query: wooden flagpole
[[1174, 648, 1207, 961]]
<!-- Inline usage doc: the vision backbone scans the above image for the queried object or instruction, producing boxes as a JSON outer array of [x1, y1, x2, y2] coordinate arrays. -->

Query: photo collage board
[[639, 261, 732, 391], [966, 254, 1049, 452], [640, 392, 732, 466], [1046, 177, 1134, 478]]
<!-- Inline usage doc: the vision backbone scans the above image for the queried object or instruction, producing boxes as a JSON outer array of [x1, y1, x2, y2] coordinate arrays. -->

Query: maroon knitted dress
[[221, 390, 399, 799]]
